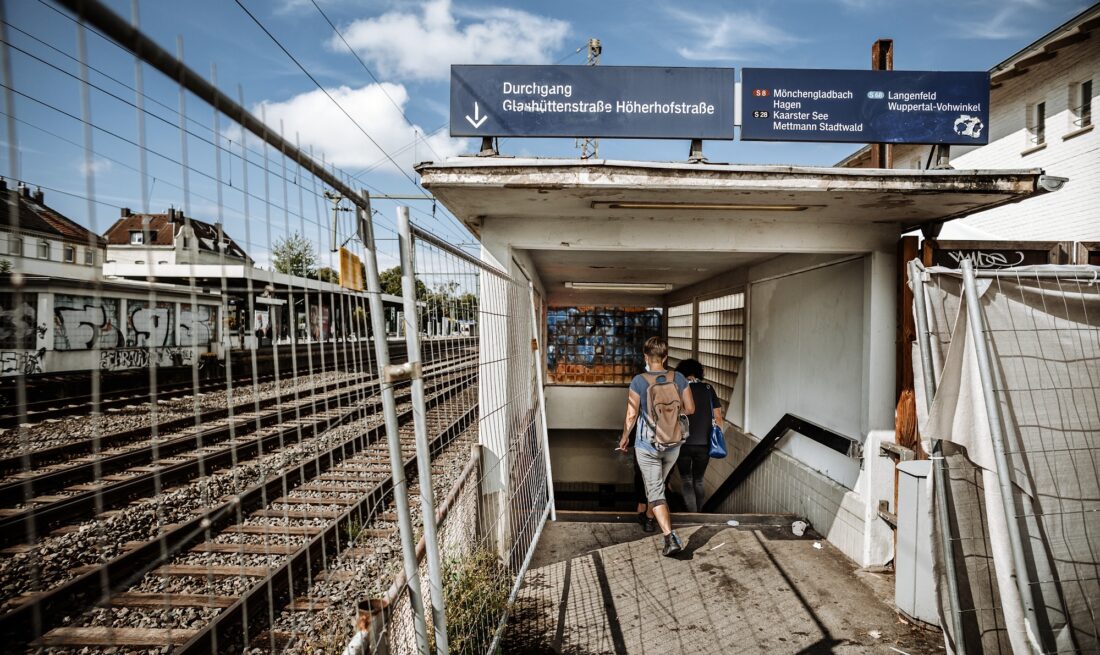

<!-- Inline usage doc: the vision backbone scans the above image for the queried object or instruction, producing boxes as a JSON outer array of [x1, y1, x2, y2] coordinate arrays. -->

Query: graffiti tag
[[180, 306, 214, 345], [128, 304, 173, 347], [945, 250, 1027, 269], [1, 349, 44, 375], [54, 296, 122, 351]]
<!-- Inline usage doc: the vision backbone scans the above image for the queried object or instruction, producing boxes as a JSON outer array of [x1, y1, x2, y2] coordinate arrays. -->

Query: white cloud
[[251, 82, 468, 170], [668, 7, 803, 61], [78, 158, 112, 177], [330, 0, 570, 81], [957, 4, 1026, 39]]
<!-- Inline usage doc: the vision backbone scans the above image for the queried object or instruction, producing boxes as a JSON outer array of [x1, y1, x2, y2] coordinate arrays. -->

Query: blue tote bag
[[708, 421, 727, 458]]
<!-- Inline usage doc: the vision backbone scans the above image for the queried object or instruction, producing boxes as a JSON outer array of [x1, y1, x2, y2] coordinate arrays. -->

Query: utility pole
[[324, 190, 354, 253], [577, 38, 601, 159]]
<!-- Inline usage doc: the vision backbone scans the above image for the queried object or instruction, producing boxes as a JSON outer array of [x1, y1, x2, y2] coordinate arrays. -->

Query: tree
[[314, 266, 339, 284], [272, 233, 317, 278], [379, 266, 427, 298]]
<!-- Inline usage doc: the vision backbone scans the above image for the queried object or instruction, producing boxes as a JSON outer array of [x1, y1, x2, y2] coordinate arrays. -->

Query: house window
[[7, 236, 21, 256], [1073, 79, 1092, 129], [1027, 100, 1046, 146], [130, 231, 144, 245], [84, 248, 94, 265], [63, 245, 75, 262], [37, 240, 49, 259]]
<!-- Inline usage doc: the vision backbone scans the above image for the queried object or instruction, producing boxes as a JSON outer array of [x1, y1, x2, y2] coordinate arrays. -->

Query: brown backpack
[[639, 372, 688, 450]]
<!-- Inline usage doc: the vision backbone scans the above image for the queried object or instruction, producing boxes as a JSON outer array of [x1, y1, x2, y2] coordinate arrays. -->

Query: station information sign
[[740, 68, 990, 144], [450, 65, 736, 139]]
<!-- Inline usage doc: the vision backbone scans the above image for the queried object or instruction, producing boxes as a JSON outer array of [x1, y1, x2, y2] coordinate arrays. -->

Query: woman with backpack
[[674, 358, 724, 513], [617, 336, 695, 556]]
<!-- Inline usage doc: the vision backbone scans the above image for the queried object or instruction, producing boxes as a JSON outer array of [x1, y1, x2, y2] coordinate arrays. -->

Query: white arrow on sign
[[465, 102, 487, 129]]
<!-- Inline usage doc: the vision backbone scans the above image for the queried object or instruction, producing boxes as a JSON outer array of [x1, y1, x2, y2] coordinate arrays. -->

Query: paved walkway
[[500, 513, 944, 655]]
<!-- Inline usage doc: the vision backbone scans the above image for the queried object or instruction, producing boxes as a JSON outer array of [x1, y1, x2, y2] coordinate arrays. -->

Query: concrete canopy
[[417, 158, 1050, 304], [417, 158, 1049, 234]]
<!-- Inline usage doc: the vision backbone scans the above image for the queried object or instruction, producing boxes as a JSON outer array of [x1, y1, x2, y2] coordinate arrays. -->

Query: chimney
[[32, 186, 43, 203], [0, 178, 7, 192], [120, 207, 131, 218], [17, 182, 28, 198]]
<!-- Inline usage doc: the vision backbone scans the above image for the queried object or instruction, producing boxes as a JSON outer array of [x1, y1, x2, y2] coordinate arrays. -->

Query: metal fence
[[911, 259, 1100, 654], [352, 214, 553, 655], [0, 1, 517, 653]]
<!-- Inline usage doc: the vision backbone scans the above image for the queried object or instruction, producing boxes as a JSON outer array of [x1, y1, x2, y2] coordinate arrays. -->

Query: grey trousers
[[635, 444, 681, 507]]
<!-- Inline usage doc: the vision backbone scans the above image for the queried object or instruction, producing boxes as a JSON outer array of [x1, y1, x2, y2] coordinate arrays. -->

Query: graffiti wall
[[180, 304, 215, 346], [546, 306, 662, 385], [54, 295, 123, 351], [1, 349, 44, 375], [127, 300, 174, 348], [0, 293, 38, 349], [99, 346, 192, 371]]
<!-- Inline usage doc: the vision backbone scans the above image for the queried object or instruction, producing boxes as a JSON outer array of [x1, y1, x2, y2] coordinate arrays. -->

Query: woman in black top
[[675, 358, 724, 512]]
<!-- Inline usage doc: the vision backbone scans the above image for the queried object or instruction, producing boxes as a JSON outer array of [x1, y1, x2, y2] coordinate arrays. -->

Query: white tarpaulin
[[915, 264, 1100, 654]]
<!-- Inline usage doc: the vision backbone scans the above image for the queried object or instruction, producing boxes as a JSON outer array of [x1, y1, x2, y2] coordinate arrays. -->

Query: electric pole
[[324, 190, 353, 253], [577, 38, 601, 159]]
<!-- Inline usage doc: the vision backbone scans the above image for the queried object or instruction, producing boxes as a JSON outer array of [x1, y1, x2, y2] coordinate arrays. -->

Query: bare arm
[[618, 390, 641, 451], [713, 405, 724, 425], [681, 383, 696, 415]]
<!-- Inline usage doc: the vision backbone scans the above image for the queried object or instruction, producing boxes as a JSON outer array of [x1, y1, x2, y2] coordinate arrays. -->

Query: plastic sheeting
[[915, 264, 1100, 654]]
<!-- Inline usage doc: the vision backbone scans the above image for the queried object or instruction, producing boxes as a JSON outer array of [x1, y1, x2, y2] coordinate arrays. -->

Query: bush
[[439, 548, 511, 655]]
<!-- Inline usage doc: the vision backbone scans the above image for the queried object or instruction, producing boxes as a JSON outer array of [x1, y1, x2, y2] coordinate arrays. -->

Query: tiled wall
[[708, 426, 869, 565]]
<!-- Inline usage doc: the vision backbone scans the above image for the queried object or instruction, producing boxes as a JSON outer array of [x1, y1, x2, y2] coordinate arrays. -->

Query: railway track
[[0, 339, 407, 427], [0, 345, 473, 473], [0, 353, 476, 551], [0, 368, 478, 652]]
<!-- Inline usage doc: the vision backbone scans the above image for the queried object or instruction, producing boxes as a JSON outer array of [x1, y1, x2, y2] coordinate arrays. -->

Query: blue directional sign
[[450, 65, 736, 139], [740, 68, 990, 145]]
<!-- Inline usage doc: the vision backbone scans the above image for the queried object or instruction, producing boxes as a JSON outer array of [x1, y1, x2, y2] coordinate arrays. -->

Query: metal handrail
[[700, 414, 860, 513]]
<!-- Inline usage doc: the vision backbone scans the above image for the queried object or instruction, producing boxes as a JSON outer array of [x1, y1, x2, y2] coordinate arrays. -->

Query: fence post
[[397, 206, 450, 655], [528, 282, 555, 521], [359, 192, 431, 655], [959, 258, 1042, 650], [908, 259, 968, 654]]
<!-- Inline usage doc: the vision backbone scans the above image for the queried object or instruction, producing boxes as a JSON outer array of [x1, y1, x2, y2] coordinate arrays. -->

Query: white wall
[[745, 257, 865, 488], [854, 35, 1099, 241], [0, 231, 103, 281], [546, 386, 628, 431], [703, 252, 896, 566]]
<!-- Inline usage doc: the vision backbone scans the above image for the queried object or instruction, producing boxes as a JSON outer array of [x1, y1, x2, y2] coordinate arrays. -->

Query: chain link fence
[[350, 218, 552, 655], [912, 260, 1100, 654]]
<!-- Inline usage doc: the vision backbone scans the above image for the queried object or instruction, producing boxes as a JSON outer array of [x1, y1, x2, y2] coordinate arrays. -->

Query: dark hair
[[642, 336, 668, 360], [676, 357, 705, 379]]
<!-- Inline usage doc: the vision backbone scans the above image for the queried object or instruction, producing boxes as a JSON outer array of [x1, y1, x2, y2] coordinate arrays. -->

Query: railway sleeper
[[0, 368, 474, 546], [0, 375, 475, 647]]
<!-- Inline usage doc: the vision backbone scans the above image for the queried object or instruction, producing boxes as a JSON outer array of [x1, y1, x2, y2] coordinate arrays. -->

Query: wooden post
[[896, 236, 918, 399], [870, 39, 894, 169]]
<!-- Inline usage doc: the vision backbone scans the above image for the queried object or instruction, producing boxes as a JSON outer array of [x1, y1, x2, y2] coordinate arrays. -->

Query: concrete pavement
[[499, 513, 944, 655]]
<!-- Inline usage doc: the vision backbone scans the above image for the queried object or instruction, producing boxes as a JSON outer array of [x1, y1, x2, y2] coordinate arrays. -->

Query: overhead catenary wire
[[309, 0, 444, 164], [231, 0, 471, 245], [0, 17, 343, 202], [230, 0, 426, 199], [52, 0, 377, 220], [0, 83, 336, 236]]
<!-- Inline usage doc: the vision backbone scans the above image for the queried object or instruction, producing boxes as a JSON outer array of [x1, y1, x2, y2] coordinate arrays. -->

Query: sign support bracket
[[478, 136, 498, 157], [688, 138, 706, 163], [932, 144, 952, 170]]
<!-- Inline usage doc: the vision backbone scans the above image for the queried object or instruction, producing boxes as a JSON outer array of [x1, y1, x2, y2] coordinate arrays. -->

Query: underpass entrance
[[418, 158, 1051, 570]]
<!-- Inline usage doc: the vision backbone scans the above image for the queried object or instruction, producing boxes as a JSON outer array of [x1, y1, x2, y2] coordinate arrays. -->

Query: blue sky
[[1, 0, 1090, 265]]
